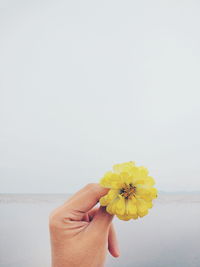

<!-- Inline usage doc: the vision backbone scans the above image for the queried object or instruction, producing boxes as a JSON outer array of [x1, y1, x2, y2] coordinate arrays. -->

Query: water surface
[[0, 193, 200, 267]]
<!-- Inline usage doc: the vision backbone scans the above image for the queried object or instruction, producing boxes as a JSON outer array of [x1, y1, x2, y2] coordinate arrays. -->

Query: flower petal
[[149, 188, 158, 199], [146, 201, 153, 209], [100, 172, 122, 189], [117, 214, 134, 221], [120, 172, 133, 185], [113, 161, 135, 174], [136, 199, 148, 217], [99, 189, 119, 206], [115, 195, 126, 215], [106, 195, 124, 215], [146, 176, 155, 186], [126, 199, 137, 216], [135, 186, 152, 201]]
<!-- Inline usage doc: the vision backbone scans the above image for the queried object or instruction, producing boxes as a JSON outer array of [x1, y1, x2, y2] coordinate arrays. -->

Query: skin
[[49, 183, 120, 267]]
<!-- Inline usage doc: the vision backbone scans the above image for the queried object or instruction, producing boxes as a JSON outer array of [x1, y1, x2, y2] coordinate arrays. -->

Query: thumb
[[90, 206, 114, 231]]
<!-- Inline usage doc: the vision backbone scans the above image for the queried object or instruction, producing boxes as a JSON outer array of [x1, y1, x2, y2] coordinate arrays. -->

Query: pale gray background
[[1, 0, 200, 193]]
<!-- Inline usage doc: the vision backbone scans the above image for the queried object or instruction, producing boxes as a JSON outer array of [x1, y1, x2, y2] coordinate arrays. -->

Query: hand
[[49, 183, 120, 267]]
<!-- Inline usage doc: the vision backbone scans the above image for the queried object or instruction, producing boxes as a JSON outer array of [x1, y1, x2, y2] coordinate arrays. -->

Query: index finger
[[64, 183, 109, 213]]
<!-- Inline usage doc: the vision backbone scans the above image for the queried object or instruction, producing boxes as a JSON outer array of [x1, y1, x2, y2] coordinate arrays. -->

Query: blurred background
[[1, 0, 200, 194], [1, 1, 200, 266]]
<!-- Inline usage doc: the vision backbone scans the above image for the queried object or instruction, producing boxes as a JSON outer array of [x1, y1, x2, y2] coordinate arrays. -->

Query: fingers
[[89, 210, 120, 257], [88, 207, 99, 220], [89, 206, 114, 231], [108, 223, 120, 258], [63, 183, 109, 220], [82, 207, 98, 222], [82, 213, 90, 222]]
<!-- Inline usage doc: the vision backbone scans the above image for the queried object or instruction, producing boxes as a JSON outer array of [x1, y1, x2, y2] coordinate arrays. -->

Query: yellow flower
[[99, 161, 157, 221]]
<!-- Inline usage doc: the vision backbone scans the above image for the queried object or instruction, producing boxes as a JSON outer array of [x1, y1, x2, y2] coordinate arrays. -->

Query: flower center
[[120, 184, 136, 199]]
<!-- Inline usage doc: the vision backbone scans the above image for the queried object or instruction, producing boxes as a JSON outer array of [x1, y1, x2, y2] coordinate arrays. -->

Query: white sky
[[0, 0, 200, 193]]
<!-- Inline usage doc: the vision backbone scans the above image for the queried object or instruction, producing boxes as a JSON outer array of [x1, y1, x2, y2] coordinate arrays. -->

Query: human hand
[[49, 183, 120, 267]]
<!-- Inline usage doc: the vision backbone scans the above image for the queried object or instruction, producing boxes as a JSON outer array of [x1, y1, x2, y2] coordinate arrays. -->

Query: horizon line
[[1, 190, 200, 194]]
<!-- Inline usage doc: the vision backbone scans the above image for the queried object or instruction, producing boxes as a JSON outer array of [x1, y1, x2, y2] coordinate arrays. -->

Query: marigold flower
[[99, 161, 157, 221]]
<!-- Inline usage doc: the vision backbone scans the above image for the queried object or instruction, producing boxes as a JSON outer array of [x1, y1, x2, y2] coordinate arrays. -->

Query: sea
[[0, 193, 200, 267]]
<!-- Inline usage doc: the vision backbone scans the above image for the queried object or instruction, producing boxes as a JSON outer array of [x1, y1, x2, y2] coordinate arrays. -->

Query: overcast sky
[[0, 0, 200, 193]]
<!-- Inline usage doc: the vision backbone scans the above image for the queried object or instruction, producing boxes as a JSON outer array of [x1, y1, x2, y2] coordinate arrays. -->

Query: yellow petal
[[136, 186, 148, 195], [135, 187, 152, 201], [115, 195, 126, 215], [100, 172, 122, 189], [132, 214, 139, 219], [106, 201, 116, 215], [116, 214, 133, 221], [137, 194, 152, 202], [149, 188, 158, 199], [138, 210, 148, 217], [136, 185, 152, 201], [106, 195, 125, 215], [136, 185, 157, 201], [146, 176, 155, 186], [113, 161, 135, 174], [117, 213, 139, 220], [129, 167, 140, 179], [136, 199, 148, 217], [126, 199, 137, 216], [99, 189, 119, 206], [138, 166, 149, 178], [134, 176, 155, 187], [130, 195, 137, 203], [146, 201, 153, 209]]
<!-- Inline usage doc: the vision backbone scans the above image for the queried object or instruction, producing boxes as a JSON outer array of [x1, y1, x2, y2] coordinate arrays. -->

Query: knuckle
[[49, 207, 72, 232], [49, 209, 61, 230]]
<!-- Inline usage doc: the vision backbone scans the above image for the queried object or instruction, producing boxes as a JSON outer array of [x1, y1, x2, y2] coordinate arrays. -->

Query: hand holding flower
[[49, 184, 120, 267]]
